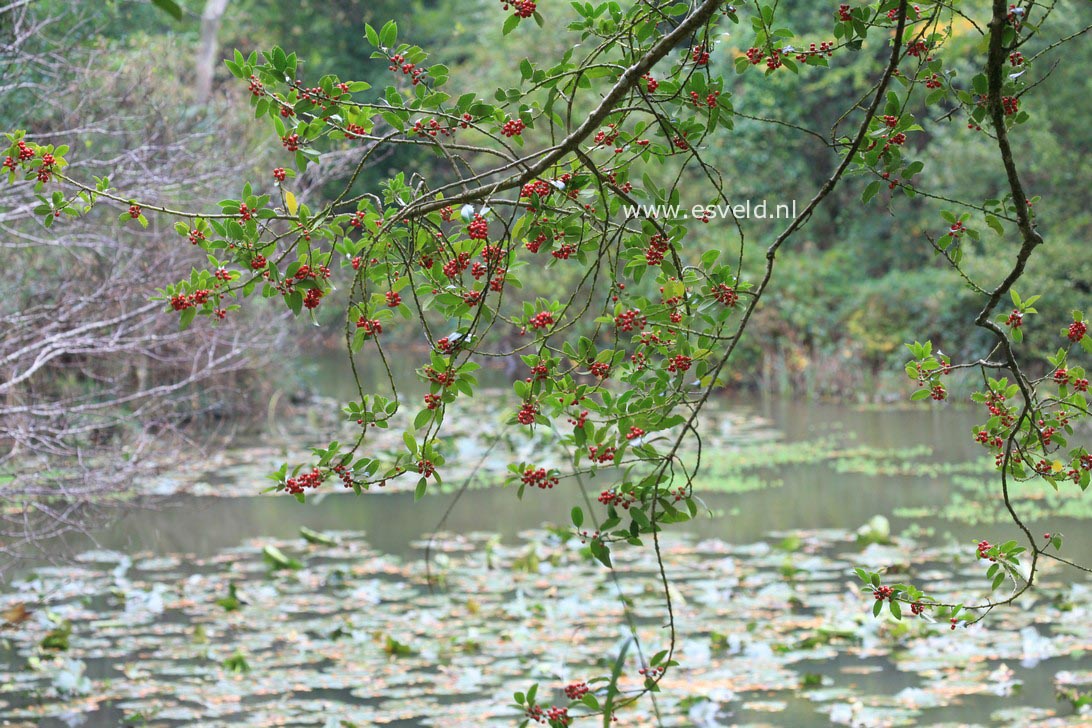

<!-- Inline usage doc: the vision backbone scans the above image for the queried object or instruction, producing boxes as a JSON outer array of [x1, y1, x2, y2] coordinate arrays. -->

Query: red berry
[[467, 214, 489, 240]]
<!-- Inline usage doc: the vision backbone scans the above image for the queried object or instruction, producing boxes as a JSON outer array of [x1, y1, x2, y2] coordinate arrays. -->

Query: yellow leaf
[[2, 602, 30, 626], [1052, 460, 1064, 473], [285, 191, 298, 216]]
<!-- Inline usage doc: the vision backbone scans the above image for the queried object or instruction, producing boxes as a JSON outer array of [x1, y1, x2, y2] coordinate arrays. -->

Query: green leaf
[[262, 545, 302, 570], [286, 291, 303, 315], [150, 0, 183, 21], [862, 180, 881, 204], [379, 20, 398, 47], [503, 13, 521, 35], [414, 408, 433, 429], [571, 507, 584, 528], [300, 526, 336, 545], [365, 24, 380, 47], [271, 46, 288, 73], [414, 477, 427, 501]]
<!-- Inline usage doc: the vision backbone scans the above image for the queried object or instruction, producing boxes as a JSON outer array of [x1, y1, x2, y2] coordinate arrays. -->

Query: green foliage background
[[19, 0, 1091, 398]]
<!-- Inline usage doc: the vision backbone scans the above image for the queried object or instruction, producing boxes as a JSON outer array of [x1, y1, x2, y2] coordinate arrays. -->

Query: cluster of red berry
[[517, 401, 539, 425], [567, 410, 589, 429], [1007, 4, 1024, 29], [645, 234, 670, 266], [501, 0, 536, 19], [1068, 320, 1086, 342], [712, 283, 738, 307], [520, 179, 552, 202], [614, 308, 646, 332], [587, 444, 617, 463], [424, 365, 456, 387], [598, 489, 637, 509], [529, 311, 554, 330], [527, 363, 549, 381], [467, 214, 489, 240], [501, 118, 525, 137], [302, 288, 323, 309], [355, 317, 382, 337], [793, 41, 834, 62], [332, 464, 354, 488], [906, 40, 929, 57], [521, 467, 559, 489], [666, 355, 692, 373], [443, 252, 472, 279], [551, 243, 576, 260], [169, 289, 211, 311], [387, 53, 425, 85], [593, 124, 620, 148], [412, 117, 456, 138], [284, 467, 324, 495]]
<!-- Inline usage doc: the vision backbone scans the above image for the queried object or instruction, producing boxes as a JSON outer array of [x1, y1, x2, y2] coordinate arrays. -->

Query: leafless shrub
[[0, 1, 289, 571]]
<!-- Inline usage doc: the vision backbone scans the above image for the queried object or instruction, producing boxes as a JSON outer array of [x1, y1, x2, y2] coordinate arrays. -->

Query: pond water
[[1, 354, 1089, 726]]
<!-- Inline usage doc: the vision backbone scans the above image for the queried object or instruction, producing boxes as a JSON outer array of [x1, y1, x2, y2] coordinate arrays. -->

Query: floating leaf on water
[[40, 620, 72, 651], [262, 545, 303, 571], [300, 526, 338, 546]]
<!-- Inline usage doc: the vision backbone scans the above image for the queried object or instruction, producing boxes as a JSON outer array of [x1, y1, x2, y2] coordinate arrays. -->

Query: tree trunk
[[195, 0, 230, 105]]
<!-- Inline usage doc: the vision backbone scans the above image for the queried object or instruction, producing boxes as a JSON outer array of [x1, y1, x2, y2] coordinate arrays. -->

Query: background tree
[[0, 1, 284, 569]]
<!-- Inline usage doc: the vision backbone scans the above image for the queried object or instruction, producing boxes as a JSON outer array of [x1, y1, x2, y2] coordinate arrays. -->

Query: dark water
[[81, 388, 1087, 561]]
